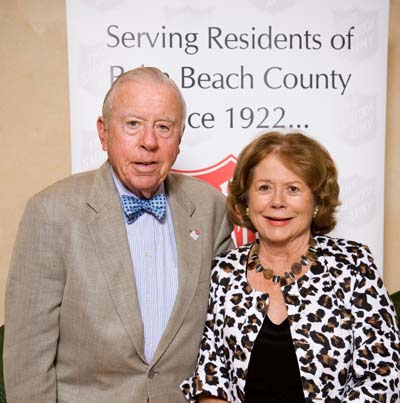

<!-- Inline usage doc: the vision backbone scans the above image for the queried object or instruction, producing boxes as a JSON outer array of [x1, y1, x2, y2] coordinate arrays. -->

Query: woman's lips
[[266, 217, 292, 226]]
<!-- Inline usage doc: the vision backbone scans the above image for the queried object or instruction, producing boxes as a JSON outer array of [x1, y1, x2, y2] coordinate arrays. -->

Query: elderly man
[[4, 67, 233, 403]]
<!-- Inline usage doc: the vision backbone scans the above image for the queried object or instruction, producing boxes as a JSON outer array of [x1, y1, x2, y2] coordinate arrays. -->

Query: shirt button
[[148, 370, 155, 379]]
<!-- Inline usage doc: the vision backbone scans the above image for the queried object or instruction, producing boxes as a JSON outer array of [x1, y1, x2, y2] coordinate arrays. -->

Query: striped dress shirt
[[111, 168, 178, 363]]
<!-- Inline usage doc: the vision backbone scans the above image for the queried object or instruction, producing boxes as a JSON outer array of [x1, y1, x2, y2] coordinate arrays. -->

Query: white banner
[[66, 0, 389, 267]]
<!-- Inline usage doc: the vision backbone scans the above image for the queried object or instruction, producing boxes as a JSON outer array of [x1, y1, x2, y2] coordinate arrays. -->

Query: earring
[[246, 207, 249, 216], [313, 206, 319, 218]]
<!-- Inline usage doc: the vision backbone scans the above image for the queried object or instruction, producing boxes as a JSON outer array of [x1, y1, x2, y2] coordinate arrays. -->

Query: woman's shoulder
[[210, 243, 253, 282], [314, 235, 377, 282], [314, 235, 372, 259], [214, 243, 253, 263]]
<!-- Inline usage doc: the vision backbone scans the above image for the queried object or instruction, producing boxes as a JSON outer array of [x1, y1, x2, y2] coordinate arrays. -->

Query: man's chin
[[124, 178, 163, 199]]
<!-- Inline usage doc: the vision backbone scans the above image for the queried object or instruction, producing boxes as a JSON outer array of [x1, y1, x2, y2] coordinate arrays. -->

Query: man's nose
[[140, 125, 158, 149]]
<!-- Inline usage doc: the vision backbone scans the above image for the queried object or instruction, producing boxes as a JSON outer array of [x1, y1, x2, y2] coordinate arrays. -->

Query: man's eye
[[156, 124, 174, 138], [128, 121, 138, 128]]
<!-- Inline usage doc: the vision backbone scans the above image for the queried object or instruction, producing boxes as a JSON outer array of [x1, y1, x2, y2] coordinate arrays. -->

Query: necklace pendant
[[272, 275, 281, 285], [255, 263, 264, 273], [247, 260, 256, 270], [263, 268, 274, 280], [280, 277, 288, 286], [291, 262, 302, 274]]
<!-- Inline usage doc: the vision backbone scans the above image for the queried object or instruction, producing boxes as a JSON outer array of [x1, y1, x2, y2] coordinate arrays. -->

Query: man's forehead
[[117, 78, 176, 94], [119, 110, 179, 123], [116, 81, 179, 103], [114, 81, 182, 109]]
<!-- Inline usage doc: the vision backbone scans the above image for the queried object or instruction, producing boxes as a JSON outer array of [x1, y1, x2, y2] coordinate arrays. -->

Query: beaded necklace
[[247, 238, 317, 286]]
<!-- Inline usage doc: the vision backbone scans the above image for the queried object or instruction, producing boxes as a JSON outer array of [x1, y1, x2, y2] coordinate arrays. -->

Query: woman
[[180, 131, 400, 403]]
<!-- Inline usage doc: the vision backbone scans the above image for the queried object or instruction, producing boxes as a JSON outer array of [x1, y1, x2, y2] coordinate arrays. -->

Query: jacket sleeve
[[180, 260, 233, 403], [343, 244, 400, 402], [213, 210, 234, 256], [212, 190, 234, 257], [4, 196, 64, 403]]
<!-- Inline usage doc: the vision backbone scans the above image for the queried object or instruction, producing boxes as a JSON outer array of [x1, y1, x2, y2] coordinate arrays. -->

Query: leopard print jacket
[[180, 236, 400, 403]]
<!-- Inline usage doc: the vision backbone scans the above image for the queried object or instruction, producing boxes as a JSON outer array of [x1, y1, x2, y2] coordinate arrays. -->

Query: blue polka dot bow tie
[[121, 193, 167, 224]]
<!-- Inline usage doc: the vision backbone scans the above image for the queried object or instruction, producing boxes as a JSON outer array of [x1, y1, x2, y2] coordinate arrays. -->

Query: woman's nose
[[271, 189, 286, 208]]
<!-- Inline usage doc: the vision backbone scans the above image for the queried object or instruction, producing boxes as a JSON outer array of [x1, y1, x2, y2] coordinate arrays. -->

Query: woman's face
[[247, 153, 314, 247]]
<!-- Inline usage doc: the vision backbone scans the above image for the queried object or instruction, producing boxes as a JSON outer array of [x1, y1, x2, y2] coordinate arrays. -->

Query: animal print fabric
[[180, 236, 400, 403]]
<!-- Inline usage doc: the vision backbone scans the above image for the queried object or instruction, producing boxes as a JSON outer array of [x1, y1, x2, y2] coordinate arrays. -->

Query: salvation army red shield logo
[[172, 155, 256, 246]]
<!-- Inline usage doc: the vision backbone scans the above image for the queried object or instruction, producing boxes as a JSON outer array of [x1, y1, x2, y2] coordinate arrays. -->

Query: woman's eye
[[259, 184, 269, 191], [288, 185, 299, 193]]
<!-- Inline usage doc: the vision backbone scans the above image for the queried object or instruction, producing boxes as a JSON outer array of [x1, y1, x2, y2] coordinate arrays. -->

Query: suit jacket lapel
[[85, 162, 146, 362], [152, 174, 204, 364]]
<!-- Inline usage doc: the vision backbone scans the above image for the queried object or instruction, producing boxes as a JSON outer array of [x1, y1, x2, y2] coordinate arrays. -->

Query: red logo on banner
[[172, 155, 256, 246]]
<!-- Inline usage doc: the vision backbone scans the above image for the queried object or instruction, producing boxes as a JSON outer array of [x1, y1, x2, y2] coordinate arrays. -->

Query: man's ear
[[97, 117, 108, 151]]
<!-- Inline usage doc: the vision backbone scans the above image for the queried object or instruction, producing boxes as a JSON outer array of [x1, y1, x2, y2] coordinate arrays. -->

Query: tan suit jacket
[[4, 162, 233, 403]]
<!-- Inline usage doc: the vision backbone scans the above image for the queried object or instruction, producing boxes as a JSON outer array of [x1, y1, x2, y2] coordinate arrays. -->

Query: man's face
[[97, 80, 184, 198]]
